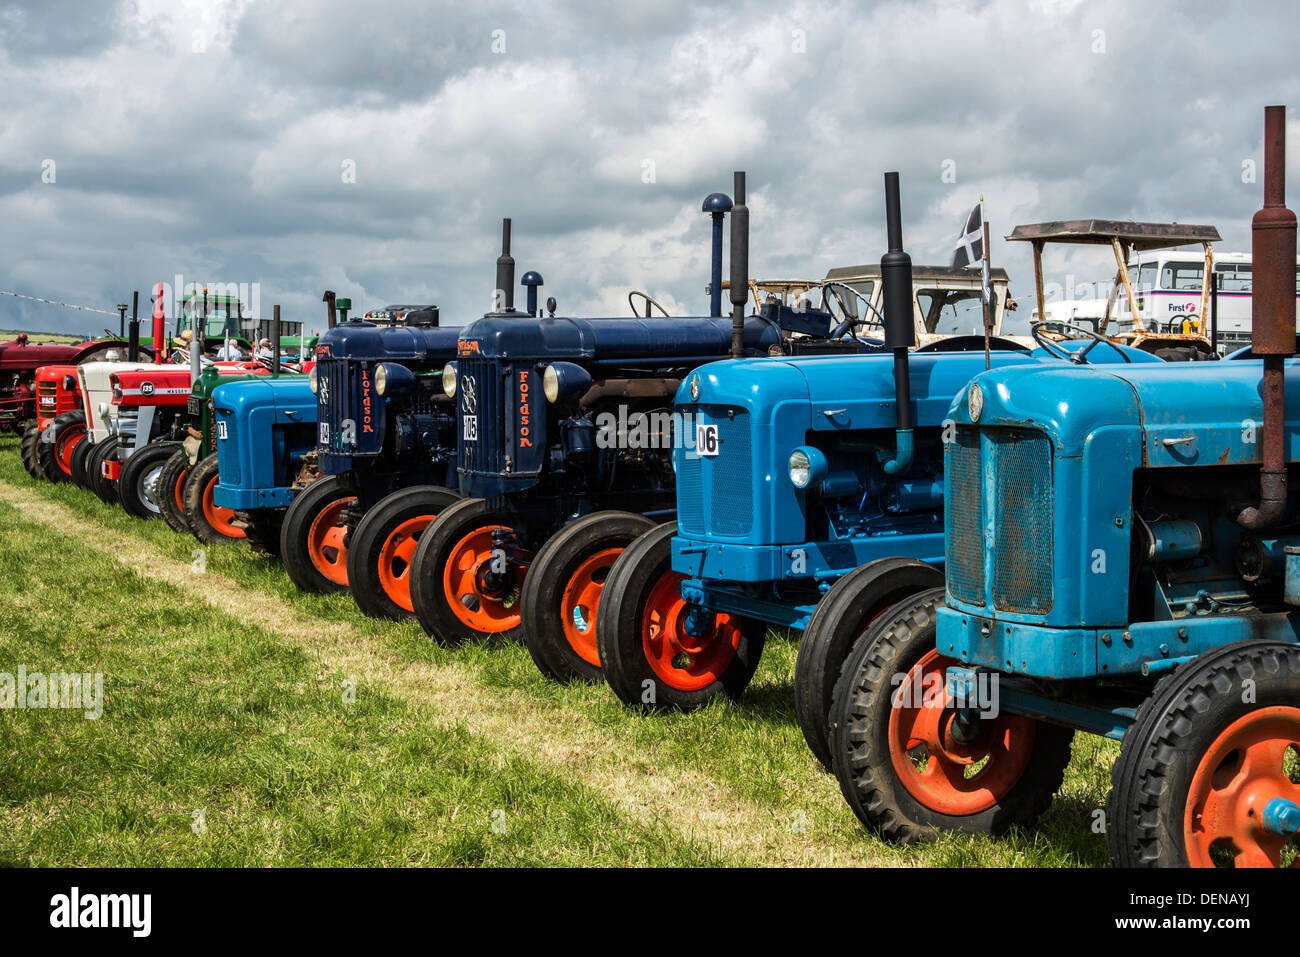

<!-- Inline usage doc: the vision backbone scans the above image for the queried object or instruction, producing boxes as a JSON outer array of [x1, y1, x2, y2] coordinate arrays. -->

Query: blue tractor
[[210, 373, 319, 556], [592, 174, 1159, 737], [404, 173, 885, 650], [823, 106, 1300, 867], [281, 296, 460, 614]]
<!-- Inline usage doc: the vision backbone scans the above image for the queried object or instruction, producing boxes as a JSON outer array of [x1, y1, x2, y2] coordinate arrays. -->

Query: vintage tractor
[[22, 364, 85, 481], [588, 174, 1159, 733], [823, 107, 1300, 868], [281, 297, 455, 601], [403, 174, 883, 639], [2, 333, 115, 436]]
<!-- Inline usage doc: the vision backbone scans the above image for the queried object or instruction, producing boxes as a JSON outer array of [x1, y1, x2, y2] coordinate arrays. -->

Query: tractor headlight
[[374, 363, 388, 396], [308, 366, 319, 394], [442, 362, 458, 398], [788, 446, 828, 490], [111, 382, 123, 403], [541, 362, 593, 405], [373, 362, 414, 397], [968, 383, 984, 422]]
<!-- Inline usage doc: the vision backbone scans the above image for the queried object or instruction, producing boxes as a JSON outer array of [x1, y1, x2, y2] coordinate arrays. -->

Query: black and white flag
[[952, 202, 983, 268]]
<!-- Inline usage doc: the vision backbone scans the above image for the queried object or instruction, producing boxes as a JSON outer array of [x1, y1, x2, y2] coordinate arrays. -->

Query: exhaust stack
[[496, 218, 516, 312], [323, 290, 337, 329], [881, 171, 916, 475], [271, 304, 282, 375], [729, 171, 749, 358], [152, 282, 166, 361], [1236, 105, 1297, 530], [127, 291, 140, 362]]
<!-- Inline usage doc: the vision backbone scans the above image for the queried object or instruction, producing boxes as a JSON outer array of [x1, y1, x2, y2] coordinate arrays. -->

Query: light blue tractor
[[822, 106, 1300, 868]]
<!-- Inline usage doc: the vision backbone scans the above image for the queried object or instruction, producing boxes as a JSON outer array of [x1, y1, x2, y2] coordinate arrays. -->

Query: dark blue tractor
[[278, 298, 460, 612], [403, 172, 886, 646], [822, 106, 1300, 868]]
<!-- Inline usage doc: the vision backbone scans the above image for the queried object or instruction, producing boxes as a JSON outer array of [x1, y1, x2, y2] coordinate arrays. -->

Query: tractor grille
[[945, 426, 1053, 614], [37, 381, 57, 414], [676, 405, 751, 537], [115, 410, 141, 453], [458, 358, 505, 476], [315, 356, 354, 456]]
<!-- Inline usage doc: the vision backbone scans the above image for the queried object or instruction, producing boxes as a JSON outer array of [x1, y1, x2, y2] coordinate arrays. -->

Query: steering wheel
[[628, 291, 671, 318], [1031, 320, 1131, 363], [820, 281, 885, 339]]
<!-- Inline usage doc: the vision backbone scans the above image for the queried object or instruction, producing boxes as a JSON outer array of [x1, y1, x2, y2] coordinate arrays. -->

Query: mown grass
[[0, 436, 1117, 866]]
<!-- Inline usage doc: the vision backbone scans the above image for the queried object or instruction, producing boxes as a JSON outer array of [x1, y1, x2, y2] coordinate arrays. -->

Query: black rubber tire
[[795, 557, 944, 771], [69, 432, 95, 488], [181, 452, 246, 545], [87, 435, 121, 504], [595, 521, 766, 710], [281, 475, 356, 594], [38, 410, 86, 484], [20, 426, 43, 479], [243, 510, 285, 558], [348, 485, 462, 621], [828, 588, 1075, 844], [118, 441, 178, 519], [156, 449, 193, 534], [409, 497, 520, 643], [1107, 639, 1300, 868], [521, 511, 657, 683]]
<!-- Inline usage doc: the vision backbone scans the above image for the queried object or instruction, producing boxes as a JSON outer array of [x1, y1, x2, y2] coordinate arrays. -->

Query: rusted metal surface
[[1111, 237, 1142, 331], [1250, 105, 1298, 356], [1006, 219, 1221, 249]]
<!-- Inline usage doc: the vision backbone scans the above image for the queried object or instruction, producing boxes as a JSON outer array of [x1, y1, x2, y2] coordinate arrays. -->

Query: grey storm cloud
[[0, 0, 1297, 338]]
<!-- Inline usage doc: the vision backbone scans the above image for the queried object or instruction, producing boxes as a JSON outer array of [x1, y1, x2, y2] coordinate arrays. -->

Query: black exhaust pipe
[[323, 290, 337, 329], [127, 290, 140, 362], [496, 218, 516, 312], [881, 171, 915, 475], [729, 171, 749, 358], [271, 304, 282, 375]]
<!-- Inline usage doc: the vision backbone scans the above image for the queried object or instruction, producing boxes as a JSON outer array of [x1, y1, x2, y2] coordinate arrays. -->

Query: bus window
[[1215, 263, 1252, 293], [1160, 261, 1204, 291], [1136, 262, 1157, 293]]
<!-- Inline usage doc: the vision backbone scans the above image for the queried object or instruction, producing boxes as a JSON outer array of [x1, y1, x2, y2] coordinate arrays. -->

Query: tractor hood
[[314, 323, 459, 363], [212, 376, 315, 422], [456, 313, 782, 362]]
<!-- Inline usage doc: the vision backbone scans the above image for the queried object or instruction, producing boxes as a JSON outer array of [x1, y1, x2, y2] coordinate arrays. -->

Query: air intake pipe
[[1235, 105, 1297, 531], [703, 191, 733, 318], [496, 218, 516, 313], [729, 171, 748, 358], [881, 171, 916, 475]]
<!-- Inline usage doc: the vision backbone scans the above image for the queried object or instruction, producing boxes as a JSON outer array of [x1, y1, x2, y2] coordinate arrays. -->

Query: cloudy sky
[[1, 0, 1296, 338]]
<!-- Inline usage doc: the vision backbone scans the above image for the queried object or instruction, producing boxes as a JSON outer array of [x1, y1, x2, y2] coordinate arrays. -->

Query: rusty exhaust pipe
[[1235, 105, 1296, 531]]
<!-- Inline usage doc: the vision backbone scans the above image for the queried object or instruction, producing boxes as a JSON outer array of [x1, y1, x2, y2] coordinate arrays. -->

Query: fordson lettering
[[518, 370, 532, 448], [360, 368, 374, 433]]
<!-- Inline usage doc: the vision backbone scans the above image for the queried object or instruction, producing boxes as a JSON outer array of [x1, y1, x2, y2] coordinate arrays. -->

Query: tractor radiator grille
[[945, 426, 1053, 614], [676, 405, 751, 537], [316, 356, 354, 456], [458, 358, 504, 476], [676, 441, 704, 535]]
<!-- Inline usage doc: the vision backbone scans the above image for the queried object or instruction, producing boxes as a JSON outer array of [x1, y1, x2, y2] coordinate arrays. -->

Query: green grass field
[[0, 435, 1120, 867], [0, 329, 90, 345]]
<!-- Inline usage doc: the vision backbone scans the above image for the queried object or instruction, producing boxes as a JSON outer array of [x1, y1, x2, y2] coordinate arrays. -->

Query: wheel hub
[[141, 465, 164, 512]]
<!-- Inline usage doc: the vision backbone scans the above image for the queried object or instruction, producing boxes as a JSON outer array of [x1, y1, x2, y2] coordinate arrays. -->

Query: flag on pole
[[952, 201, 983, 268]]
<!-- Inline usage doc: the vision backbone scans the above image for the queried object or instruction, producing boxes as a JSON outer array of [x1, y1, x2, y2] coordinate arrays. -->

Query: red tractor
[[21, 363, 89, 482], [5, 334, 115, 452]]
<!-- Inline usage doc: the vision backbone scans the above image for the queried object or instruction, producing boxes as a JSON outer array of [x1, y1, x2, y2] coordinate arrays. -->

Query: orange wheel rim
[[174, 467, 189, 512], [560, 547, 622, 667], [1184, 705, 1300, 868], [57, 428, 86, 474], [306, 495, 355, 587], [640, 571, 740, 692], [442, 525, 521, 634], [887, 649, 1036, 816], [201, 475, 246, 539], [377, 516, 433, 613]]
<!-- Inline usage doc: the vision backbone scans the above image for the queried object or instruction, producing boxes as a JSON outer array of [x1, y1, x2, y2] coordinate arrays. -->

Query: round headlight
[[442, 362, 458, 398], [968, 383, 984, 422], [789, 449, 812, 488], [111, 383, 123, 402], [543, 364, 560, 403], [374, 363, 388, 396], [308, 366, 319, 394]]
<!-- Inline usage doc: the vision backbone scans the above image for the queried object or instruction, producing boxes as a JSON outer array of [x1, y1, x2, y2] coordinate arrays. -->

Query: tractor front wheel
[[349, 485, 461, 620], [409, 497, 522, 643], [118, 441, 178, 519], [181, 452, 247, 544], [87, 435, 121, 504], [20, 425, 43, 479], [1108, 640, 1300, 868], [38, 410, 86, 484], [280, 475, 356, 594], [69, 432, 95, 488], [521, 511, 656, 683], [796, 557, 943, 771], [156, 449, 192, 533], [595, 521, 765, 710], [828, 588, 1074, 843]]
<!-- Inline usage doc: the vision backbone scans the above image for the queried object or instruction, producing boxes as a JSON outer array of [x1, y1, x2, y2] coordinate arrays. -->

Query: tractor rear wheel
[[20, 425, 43, 479], [87, 435, 121, 504], [69, 433, 95, 488], [795, 557, 944, 771], [182, 452, 247, 544], [595, 521, 765, 710], [156, 449, 193, 533], [38, 410, 87, 483], [118, 442, 179, 519], [1108, 640, 1300, 868], [828, 588, 1074, 843], [281, 475, 356, 594], [521, 511, 656, 683], [349, 485, 462, 621]]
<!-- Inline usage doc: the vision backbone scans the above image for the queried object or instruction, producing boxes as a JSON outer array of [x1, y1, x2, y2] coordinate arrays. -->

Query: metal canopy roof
[[823, 264, 1010, 281], [1006, 220, 1222, 250]]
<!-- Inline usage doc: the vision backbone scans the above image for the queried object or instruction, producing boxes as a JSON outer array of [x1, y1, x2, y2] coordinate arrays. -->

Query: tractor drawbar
[[729, 170, 748, 358], [1235, 105, 1297, 530], [880, 170, 916, 475]]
